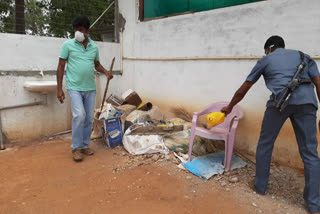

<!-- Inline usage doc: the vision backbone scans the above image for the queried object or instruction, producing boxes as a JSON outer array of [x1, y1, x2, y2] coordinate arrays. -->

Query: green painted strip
[[144, 0, 263, 19]]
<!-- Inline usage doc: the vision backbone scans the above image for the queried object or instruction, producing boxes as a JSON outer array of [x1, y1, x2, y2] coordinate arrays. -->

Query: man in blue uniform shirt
[[222, 36, 320, 214]]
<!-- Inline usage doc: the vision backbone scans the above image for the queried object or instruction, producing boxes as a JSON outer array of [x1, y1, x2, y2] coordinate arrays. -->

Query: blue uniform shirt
[[246, 48, 320, 108]]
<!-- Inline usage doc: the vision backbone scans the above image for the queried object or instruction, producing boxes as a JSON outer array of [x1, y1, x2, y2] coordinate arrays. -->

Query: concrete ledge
[[0, 70, 122, 77]]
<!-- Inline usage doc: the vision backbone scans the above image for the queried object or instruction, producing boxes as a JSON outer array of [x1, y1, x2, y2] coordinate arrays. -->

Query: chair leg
[[225, 136, 235, 171], [188, 131, 196, 162], [223, 139, 228, 171]]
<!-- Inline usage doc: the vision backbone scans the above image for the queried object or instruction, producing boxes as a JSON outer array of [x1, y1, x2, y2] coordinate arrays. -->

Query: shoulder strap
[[297, 51, 306, 71], [298, 51, 305, 62]]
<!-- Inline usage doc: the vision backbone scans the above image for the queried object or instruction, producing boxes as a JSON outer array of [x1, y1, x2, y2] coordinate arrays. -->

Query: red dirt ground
[[0, 135, 309, 214]]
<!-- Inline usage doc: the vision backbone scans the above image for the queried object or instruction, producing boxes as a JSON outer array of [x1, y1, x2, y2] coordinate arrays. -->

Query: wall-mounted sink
[[23, 81, 57, 94]]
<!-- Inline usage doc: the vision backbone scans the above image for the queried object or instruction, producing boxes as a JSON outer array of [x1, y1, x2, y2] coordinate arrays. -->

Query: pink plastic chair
[[188, 102, 244, 171]]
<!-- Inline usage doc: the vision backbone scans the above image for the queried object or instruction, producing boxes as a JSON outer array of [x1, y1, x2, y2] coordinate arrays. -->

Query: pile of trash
[[91, 89, 248, 179], [91, 89, 220, 156]]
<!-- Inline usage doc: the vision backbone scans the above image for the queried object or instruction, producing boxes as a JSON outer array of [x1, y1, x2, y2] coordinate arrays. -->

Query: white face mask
[[75, 31, 85, 43]]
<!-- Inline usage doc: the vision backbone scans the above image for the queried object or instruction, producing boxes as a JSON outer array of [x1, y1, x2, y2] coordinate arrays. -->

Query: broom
[[170, 106, 193, 122]]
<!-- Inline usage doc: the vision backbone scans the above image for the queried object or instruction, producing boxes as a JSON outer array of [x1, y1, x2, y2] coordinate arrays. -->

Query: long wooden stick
[[100, 57, 115, 114]]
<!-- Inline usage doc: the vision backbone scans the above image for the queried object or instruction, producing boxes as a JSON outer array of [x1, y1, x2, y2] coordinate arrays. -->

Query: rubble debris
[[229, 177, 239, 183]]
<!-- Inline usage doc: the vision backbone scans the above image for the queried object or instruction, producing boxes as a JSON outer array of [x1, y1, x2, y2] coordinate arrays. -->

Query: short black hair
[[72, 16, 90, 29], [264, 35, 285, 50]]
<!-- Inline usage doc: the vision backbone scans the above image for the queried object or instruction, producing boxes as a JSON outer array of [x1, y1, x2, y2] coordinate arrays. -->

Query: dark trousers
[[254, 104, 320, 213]]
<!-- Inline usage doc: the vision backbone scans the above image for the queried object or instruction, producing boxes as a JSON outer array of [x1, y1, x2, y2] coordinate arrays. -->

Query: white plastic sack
[[99, 103, 117, 120], [126, 106, 164, 123], [122, 128, 169, 155]]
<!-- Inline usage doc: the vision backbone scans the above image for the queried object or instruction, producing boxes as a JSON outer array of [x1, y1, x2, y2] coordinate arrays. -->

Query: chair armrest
[[192, 112, 199, 124], [230, 117, 240, 132]]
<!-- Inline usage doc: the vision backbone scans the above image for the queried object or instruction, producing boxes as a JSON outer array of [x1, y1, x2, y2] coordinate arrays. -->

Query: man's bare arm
[[221, 81, 254, 115], [94, 61, 113, 80], [57, 58, 66, 104], [312, 76, 320, 103], [311, 76, 320, 128]]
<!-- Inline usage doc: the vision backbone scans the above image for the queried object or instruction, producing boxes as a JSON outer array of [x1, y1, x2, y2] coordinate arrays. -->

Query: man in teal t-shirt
[[57, 16, 113, 162]]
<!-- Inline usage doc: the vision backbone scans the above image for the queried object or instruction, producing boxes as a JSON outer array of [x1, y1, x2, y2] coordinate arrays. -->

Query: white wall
[[115, 0, 320, 168], [0, 33, 120, 71], [1, 0, 320, 168], [0, 33, 120, 142]]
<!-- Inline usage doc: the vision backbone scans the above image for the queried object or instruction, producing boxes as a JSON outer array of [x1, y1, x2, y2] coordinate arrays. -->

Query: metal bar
[[0, 100, 45, 111], [0, 95, 47, 150], [90, 1, 115, 29]]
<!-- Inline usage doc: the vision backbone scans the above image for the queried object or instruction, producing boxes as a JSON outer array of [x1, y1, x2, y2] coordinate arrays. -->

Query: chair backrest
[[200, 102, 244, 131]]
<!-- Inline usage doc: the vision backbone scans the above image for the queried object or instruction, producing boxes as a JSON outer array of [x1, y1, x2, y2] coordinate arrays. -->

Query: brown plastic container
[[123, 91, 142, 107]]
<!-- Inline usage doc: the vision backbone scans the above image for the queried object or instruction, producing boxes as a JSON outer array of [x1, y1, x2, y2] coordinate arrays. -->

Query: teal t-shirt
[[59, 38, 99, 91]]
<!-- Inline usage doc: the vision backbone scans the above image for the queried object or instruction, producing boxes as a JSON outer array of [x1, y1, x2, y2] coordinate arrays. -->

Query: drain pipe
[[0, 94, 48, 150]]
